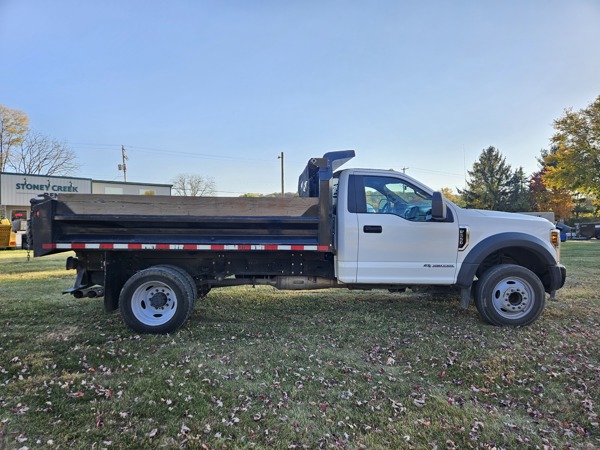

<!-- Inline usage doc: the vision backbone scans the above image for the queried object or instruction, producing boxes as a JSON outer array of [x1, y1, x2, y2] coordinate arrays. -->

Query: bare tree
[[0, 105, 29, 172], [7, 130, 79, 176], [171, 173, 216, 196]]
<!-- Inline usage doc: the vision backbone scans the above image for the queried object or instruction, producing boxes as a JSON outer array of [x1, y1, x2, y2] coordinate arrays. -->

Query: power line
[[67, 141, 273, 164]]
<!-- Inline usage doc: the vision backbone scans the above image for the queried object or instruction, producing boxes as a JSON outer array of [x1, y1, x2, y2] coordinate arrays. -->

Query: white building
[[0, 172, 171, 223]]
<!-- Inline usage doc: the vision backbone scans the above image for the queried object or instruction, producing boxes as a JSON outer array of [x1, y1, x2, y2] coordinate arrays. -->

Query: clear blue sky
[[1, 0, 599, 195]]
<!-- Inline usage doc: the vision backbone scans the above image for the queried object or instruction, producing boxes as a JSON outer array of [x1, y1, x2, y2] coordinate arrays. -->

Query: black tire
[[474, 264, 546, 326], [119, 266, 194, 334], [154, 265, 198, 308], [154, 265, 211, 301]]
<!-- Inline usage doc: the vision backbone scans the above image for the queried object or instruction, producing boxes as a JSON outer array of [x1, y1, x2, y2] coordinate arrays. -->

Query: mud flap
[[460, 286, 471, 309]]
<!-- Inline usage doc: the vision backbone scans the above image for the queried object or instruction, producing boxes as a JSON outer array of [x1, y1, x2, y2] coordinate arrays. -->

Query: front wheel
[[119, 266, 194, 334], [474, 264, 545, 326]]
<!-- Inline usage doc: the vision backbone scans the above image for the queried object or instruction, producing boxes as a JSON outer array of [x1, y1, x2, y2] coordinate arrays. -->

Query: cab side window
[[362, 176, 433, 222]]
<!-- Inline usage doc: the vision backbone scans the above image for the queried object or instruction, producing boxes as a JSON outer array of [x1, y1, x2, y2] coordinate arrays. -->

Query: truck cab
[[329, 162, 565, 328], [335, 168, 459, 285]]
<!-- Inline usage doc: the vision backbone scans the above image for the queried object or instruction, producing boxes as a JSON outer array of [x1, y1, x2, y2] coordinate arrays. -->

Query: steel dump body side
[[31, 194, 329, 256], [30, 193, 337, 315], [31, 151, 351, 257]]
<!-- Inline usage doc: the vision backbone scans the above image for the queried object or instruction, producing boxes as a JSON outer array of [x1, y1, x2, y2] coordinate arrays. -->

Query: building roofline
[[1, 172, 172, 188], [93, 179, 172, 188], [0, 171, 93, 182]]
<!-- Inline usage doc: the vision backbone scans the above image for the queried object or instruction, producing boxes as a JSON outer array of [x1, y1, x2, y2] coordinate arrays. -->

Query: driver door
[[353, 174, 459, 284]]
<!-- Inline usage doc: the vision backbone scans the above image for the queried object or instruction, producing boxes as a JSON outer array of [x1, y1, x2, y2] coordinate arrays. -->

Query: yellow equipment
[[0, 218, 18, 249]]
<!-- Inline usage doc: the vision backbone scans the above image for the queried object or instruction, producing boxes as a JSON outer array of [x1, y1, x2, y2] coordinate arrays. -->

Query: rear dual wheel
[[154, 264, 212, 300], [154, 265, 198, 307], [119, 266, 195, 334]]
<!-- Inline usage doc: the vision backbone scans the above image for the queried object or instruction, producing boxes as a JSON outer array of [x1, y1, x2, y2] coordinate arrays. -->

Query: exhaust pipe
[[69, 287, 105, 299], [86, 287, 105, 298]]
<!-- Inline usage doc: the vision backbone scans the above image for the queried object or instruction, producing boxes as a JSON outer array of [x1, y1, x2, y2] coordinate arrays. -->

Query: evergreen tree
[[505, 166, 533, 212], [459, 146, 513, 210]]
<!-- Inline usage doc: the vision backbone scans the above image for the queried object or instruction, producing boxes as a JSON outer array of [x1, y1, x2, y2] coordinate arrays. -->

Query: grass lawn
[[0, 242, 598, 449]]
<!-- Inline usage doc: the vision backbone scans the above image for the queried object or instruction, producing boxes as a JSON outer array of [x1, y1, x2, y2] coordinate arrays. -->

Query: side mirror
[[11, 219, 21, 233], [431, 192, 447, 221]]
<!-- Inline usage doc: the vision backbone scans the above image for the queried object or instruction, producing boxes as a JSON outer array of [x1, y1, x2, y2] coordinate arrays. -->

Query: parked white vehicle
[[30, 151, 566, 333]]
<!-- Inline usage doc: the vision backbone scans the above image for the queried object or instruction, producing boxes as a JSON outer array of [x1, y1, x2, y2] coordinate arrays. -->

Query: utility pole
[[278, 151, 284, 197], [118, 145, 128, 182]]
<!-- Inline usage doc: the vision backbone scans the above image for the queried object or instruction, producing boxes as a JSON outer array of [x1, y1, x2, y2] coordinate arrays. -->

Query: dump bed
[[31, 194, 327, 257], [30, 151, 356, 257]]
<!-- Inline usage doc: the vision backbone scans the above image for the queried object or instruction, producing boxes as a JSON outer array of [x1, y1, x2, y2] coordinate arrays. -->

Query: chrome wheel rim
[[130, 280, 177, 326], [491, 277, 534, 319]]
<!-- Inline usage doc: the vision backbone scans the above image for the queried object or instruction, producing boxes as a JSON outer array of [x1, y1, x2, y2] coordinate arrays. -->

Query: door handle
[[363, 225, 383, 233]]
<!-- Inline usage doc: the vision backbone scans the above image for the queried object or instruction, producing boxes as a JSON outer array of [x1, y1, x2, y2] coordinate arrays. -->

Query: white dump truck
[[29, 151, 566, 333]]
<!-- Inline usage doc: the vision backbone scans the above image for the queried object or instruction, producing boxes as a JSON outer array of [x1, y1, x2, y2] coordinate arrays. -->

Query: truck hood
[[456, 208, 559, 261], [468, 209, 554, 226], [457, 208, 556, 246]]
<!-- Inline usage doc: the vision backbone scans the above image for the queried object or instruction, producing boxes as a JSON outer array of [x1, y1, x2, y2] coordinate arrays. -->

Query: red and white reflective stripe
[[42, 243, 330, 252]]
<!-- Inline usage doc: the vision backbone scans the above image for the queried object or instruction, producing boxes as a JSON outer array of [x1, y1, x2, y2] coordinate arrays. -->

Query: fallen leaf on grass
[[67, 391, 84, 399]]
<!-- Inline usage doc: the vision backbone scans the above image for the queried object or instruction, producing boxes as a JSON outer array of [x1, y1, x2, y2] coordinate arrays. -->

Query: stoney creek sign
[[15, 178, 80, 193], [1, 173, 92, 206]]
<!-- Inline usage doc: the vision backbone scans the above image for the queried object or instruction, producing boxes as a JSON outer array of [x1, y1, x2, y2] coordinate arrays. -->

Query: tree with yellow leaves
[[543, 95, 600, 209], [0, 105, 29, 172], [1, 105, 78, 176]]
